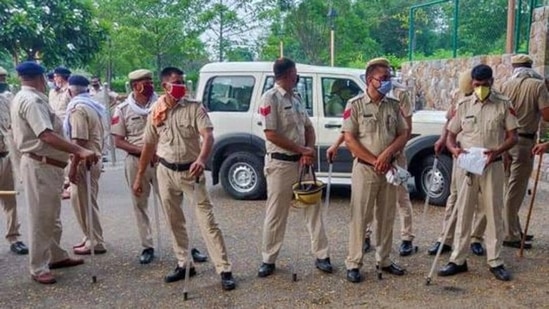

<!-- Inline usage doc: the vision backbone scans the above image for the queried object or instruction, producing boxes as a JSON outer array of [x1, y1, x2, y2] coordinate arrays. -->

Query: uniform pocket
[[486, 117, 503, 132], [461, 118, 475, 132], [360, 117, 377, 133], [178, 121, 196, 138]]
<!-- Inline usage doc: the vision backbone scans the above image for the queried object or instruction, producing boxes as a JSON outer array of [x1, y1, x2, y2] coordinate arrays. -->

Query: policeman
[[133, 66, 235, 290], [501, 54, 549, 249], [257, 58, 332, 278], [428, 70, 487, 257], [65, 75, 107, 255], [440, 64, 518, 281], [49, 66, 72, 199], [0, 66, 13, 101], [10, 61, 97, 284], [342, 57, 408, 283], [112, 69, 206, 264], [89, 76, 121, 114], [0, 92, 28, 255]]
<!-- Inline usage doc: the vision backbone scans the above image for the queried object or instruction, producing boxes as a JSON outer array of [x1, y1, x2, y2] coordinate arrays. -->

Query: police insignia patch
[[343, 108, 351, 120], [508, 107, 517, 117], [260, 105, 271, 116], [111, 115, 120, 125]]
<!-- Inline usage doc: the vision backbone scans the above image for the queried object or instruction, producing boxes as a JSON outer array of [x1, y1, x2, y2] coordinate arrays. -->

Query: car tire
[[415, 154, 452, 206], [219, 152, 266, 200]]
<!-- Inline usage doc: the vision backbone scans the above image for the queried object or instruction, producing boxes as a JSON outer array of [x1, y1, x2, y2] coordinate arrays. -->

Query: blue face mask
[[377, 80, 392, 95]]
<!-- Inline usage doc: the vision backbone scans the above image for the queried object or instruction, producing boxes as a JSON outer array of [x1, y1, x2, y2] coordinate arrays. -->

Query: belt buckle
[[41, 155, 47, 164]]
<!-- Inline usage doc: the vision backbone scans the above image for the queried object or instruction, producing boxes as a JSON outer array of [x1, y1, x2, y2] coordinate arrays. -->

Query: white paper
[[385, 165, 411, 186], [457, 147, 488, 175]]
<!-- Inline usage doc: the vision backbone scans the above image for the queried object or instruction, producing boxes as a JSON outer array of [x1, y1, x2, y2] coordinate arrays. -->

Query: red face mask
[[139, 83, 154, 98], [167, 83, 186, 100]]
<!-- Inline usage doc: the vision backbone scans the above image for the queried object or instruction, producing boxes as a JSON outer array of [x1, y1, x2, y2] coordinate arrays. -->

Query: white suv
[[195, 62, 452, 206]]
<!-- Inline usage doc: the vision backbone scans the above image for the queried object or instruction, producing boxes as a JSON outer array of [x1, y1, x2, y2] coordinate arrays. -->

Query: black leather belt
[[518, 133, 536, 140], [128, 152, 141, 158], [270, 153, 301, 162], [357, 158, 374, 167], [159, 158, 192, 172], [0, 152, 8, 158]]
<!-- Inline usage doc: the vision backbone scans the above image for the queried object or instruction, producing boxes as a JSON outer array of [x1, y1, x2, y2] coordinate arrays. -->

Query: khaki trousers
[[262, 156, 329, 264], [449, 162, 505, 268], [438, 158, 486, 245], [346, 161, 397, 269], [70, 162, 105, 249], [156, 164, 231, 273], [21, 156, 69, 276], [365, 154, 414, 241], [124, 155, 155, 249], [504, 138, 535, 242], [0, 156, 20, 243]]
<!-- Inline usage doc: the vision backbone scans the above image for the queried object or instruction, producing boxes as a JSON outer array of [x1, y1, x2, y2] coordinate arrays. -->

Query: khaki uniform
[[67, 102, 105, 250], [90, 87, 118, 116], [0, 95, 21, 244], [260, 84, 330, 264], [343, 94, 408, 269], [438, 102, 486, 246], [11, 86, 71, 276], [447, 92, 518, 268], [111, 99, 155, 249], [48, 86, 71, 121], [143, 97, 231, 273], [501, 74, 549, 242]]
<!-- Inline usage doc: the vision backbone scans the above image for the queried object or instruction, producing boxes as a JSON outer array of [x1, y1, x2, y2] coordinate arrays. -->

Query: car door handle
[[324, 124, 341, 129], [257, 121, 262, 126]]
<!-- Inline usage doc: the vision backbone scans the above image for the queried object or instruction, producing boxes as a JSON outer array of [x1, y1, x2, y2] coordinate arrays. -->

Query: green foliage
[[0, 0, 107, 67]]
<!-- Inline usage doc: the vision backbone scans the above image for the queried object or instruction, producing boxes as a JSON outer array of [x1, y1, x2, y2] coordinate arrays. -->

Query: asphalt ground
[[1, 159, 548, 309]]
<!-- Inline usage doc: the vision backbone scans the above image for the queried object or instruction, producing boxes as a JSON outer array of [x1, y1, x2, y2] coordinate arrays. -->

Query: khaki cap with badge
[[366, 57, 391, 70], [128, 69, 152, 81], [511, 54, 533, 65]]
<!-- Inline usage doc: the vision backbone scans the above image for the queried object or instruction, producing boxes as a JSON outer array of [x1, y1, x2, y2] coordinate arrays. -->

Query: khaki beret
[[0, 66, 7, 75], [128, 69, 152, 81], [458, 69, 473, 95], [511, 54, 533, 65], [366, 57, 390, 70]]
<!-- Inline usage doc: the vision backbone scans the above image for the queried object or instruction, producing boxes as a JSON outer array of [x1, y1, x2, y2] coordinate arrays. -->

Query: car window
[[322, 77, 363, 117], [262, 76, 314, 117], [203, 76, 254, 112]]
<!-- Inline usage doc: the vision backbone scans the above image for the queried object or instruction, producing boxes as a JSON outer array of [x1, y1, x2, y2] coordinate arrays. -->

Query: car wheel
[[219, 152, 266, 200], [415, 154, 452, 206]]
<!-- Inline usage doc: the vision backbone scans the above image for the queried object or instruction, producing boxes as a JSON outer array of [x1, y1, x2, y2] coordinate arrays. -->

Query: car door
[[316, 75, 364, 176]]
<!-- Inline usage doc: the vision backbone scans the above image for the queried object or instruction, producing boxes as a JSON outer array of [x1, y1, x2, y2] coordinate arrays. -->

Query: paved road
[[1, 158, 548, 308]]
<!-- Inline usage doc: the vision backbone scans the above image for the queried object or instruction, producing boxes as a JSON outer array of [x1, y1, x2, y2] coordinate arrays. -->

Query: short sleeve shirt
[[342, 94, 408, 156], [68, 104, 104, 156], [394, 88, 413, 117], [501, 75, 549, 134], [11, 86, 69, 162], [259, 84, 313, 155], [111, 98, 150, 147], [0, 95, 10, 152], [448, 92, 518, 149], [48, 86, 71, 120], [143, 97, 213, 163]]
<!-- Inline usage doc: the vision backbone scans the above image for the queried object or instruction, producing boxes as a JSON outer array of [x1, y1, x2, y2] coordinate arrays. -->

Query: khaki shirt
[[111, 99, 150, 147], [143, 97, 212, 163], [342, 94, 408, 156], [501, 76, 549, 134], [48, 86, 71, 120], [260, 84, 313, 155], [0, 94, 10, 152], [90, 87, 118, 114], [393, 88, 413, 118], [448, 92, 518, 149], [11, 86, 69, 162], [68, 104, 104, 156]]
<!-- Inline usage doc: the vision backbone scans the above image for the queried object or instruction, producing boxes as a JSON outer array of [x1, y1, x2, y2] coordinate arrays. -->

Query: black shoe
[[346, 268, 362, 283], [139, 248, 155, 264], [438, 261, 468, 277], [363, 237, 371, 253], [258, 263, 275, 278], [192, 248, 208, 263], [380, 263, 406, 276], [164, 266, 197, 283], [399, 240, 414, 256], [520, 233, 534, 241], [470, 242, 485, 256], [427, 241, 452, 256], [490, 265, 511, 281], [503, 240, 532, 249], [315, 258, 333, 273], [220, 272, 236, 290], [10, 241, 29, 255]]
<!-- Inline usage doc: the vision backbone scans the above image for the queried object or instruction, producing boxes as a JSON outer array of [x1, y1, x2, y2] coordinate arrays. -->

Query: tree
[[0, 0, 107, 67]]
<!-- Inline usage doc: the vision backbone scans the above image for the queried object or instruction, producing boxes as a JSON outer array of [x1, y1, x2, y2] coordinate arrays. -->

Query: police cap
[[15, 61, 46, 77], [68, 75, 90, 87], [54, 66, 72, 76], [128, 69, 152, 82], [511, 54, 533, 65]]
